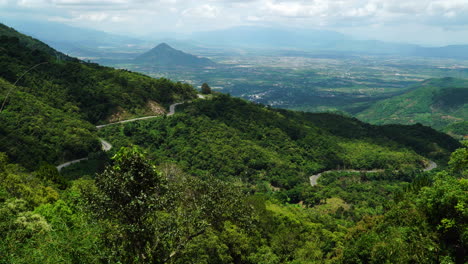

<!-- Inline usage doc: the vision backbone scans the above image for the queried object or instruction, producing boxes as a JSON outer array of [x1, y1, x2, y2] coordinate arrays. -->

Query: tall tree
[[201, 83, 212, 94], [89, 146, 168, 262], [88, 146, 253, 263]]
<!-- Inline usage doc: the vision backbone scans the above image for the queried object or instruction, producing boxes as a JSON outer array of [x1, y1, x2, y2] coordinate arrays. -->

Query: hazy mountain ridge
[[0, 23, 73, 61], [3, 19, 468, 60], [1, 19, 149, 53], [189, 26, 468, 59]]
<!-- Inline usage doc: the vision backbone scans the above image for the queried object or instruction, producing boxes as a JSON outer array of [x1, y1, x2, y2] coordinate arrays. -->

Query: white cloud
[[182, 4, 220, 18], [1, 0, 468, 45], [49, 0, 127, 4], [246, 15, 263, 21]]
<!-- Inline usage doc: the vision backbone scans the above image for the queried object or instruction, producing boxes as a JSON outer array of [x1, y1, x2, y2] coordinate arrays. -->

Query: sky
[[1, 0, 468, 46]]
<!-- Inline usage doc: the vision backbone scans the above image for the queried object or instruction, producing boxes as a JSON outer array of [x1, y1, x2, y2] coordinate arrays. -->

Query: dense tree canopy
[[0, 141, 466, 263]]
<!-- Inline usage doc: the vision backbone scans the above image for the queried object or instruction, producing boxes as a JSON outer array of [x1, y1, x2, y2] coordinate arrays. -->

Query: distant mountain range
[[135, 43, 216, 68], [0, 23, 73, 61], [190, 26, 468, 59], [357, 77, 468, 133], [3, 19, 468, 60], [190, 26, 347, 50], [0, 18, 151, 57]]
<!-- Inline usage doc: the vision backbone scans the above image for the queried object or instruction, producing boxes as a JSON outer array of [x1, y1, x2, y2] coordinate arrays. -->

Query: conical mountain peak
[[154, 42, 173, 50], [135, 42, 216, 68]]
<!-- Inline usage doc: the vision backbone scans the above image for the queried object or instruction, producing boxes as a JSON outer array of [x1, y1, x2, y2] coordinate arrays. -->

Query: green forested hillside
[[357, 78, 468, 134], [99, 95, 459, 201], [0, 23, 197, 168], [0, 78, 99, 169], [444, 121, 468, 139], [1, 138, 466, 263], [0, 25, 466, 264], [0, 27, 197, 124]]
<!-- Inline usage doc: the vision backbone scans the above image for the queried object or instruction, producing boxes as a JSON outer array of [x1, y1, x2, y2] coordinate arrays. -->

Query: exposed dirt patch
[[107, 106, 131, 123], [269, 183, 281, 192], [145, 100, 166, 115], [441, 115, 463, 121]]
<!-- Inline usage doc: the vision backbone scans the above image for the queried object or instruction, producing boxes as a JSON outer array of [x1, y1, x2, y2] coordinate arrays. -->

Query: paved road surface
[[96, 116, 159, 129], [309, 169, 383, 186], [57, 139, 113, 171], [96, 102, 184, 129], [168, 102, 184, 116], [56, 157, 89, 172], [310, 161, 438, 187]]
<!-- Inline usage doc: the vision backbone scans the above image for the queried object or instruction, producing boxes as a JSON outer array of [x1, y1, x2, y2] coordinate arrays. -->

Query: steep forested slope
[[0, 23, 197, 168], [99, 95, 460, 201], [357, 78, 468, 134], [0, 78, 99, 169], [0, 25, 197, 124], [300, 112, 460, 162], [1, 141, 465, 263]]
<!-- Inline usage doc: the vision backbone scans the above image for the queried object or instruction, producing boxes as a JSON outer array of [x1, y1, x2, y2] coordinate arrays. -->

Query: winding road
[[309, 160, 438, 187], [57, 102, 184, 171], [95, 102, 184, 129], [57, 97, 440, 179]]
